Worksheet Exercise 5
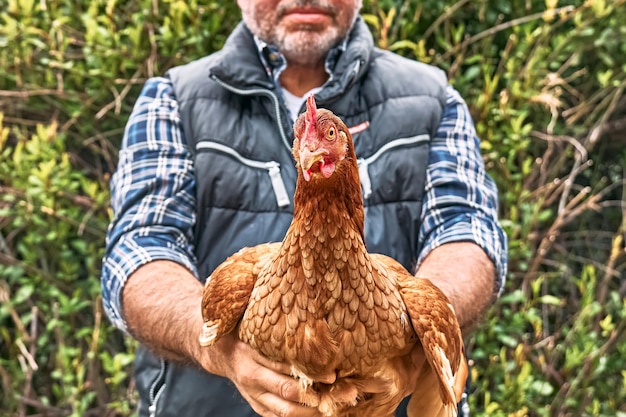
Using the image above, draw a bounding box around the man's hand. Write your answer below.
[123,260,331,417]
[201,333,331,417]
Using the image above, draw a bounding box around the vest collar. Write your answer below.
[317,16,374,103]
[209,22,275,90]
[209,17,374,99]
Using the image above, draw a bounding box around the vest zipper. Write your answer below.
[210,75,292,154]
[357,134,430,199]
[148,358,167,417]
[196,141,290,208]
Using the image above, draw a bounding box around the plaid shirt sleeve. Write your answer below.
[418,85,508,294]
[101,77,198,333]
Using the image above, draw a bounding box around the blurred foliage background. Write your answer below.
[0,0,624,416]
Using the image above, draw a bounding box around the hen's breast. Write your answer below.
[331,258,416,373]
[238,235,415,379]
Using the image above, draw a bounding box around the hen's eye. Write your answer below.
[327,127,336,141]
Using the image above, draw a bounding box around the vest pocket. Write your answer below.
[357,134,430,200]
[196,141,290,208]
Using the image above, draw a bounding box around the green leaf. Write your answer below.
[537,295,563,306]
[13,284,34,304]
[499,289,526,304]
[530,380,554,396]
[497,334,519,348]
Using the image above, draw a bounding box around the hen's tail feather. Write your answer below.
[453,352,469,403]
[396,276,466,412]
[198,320,220,346]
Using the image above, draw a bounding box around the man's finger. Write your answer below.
[257,392,322,417]
[249,348,335,385]
[246,362,313,404]
[250,348,293,375]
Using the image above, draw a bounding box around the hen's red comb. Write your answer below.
[305,94,317,128]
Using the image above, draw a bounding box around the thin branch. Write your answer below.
[0,362,11,400]
[0,280,29,340]
[95,68,142,120]
[0,253,73,294]
[438,5,576,62]
[0,89,67,98]
[530,131,588,162]
[597,170,626,307]
[0,231,12,257]
[551,319,626,413]
[552,242,622,280]
[527,346,565,386]
[522,171,616,292]
[422,0,470,41]
[17,307,38,417]
[147,23,158,78]
[15,339,38,371]
[390,0,411,46]
[39,206,105,238]
[17,396,66,416]
[0,116,49,127]
[587,85,625,147]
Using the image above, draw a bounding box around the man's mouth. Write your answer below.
[281,6,333,26]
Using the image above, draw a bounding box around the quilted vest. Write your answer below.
[134,18,449,417]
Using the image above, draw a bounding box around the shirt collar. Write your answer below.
[253,36,348,88]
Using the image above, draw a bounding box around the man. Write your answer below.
[101,0,507,416]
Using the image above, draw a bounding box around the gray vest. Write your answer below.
[134,18,449,417]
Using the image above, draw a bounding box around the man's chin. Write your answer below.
[277,30,340,63]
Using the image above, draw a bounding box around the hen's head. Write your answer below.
[293,95,350,182]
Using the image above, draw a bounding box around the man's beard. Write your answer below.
[274,26,343,66]
[242,0,360,66]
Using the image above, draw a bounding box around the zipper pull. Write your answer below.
[357,159,372,199]
[149,379,166,417]
[267,163,290,207]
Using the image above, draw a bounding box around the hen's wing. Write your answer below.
[199,242,280,346]
[370,254,467,417]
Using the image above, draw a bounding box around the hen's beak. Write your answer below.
[299,148,327,181]
[300,148,326,171]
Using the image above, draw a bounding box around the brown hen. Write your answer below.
[200,95,468,417]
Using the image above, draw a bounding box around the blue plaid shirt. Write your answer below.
[102,50,508,332]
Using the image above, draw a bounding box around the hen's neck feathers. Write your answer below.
[292,142,365,242]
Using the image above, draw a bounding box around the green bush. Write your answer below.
[1,0,624,416]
